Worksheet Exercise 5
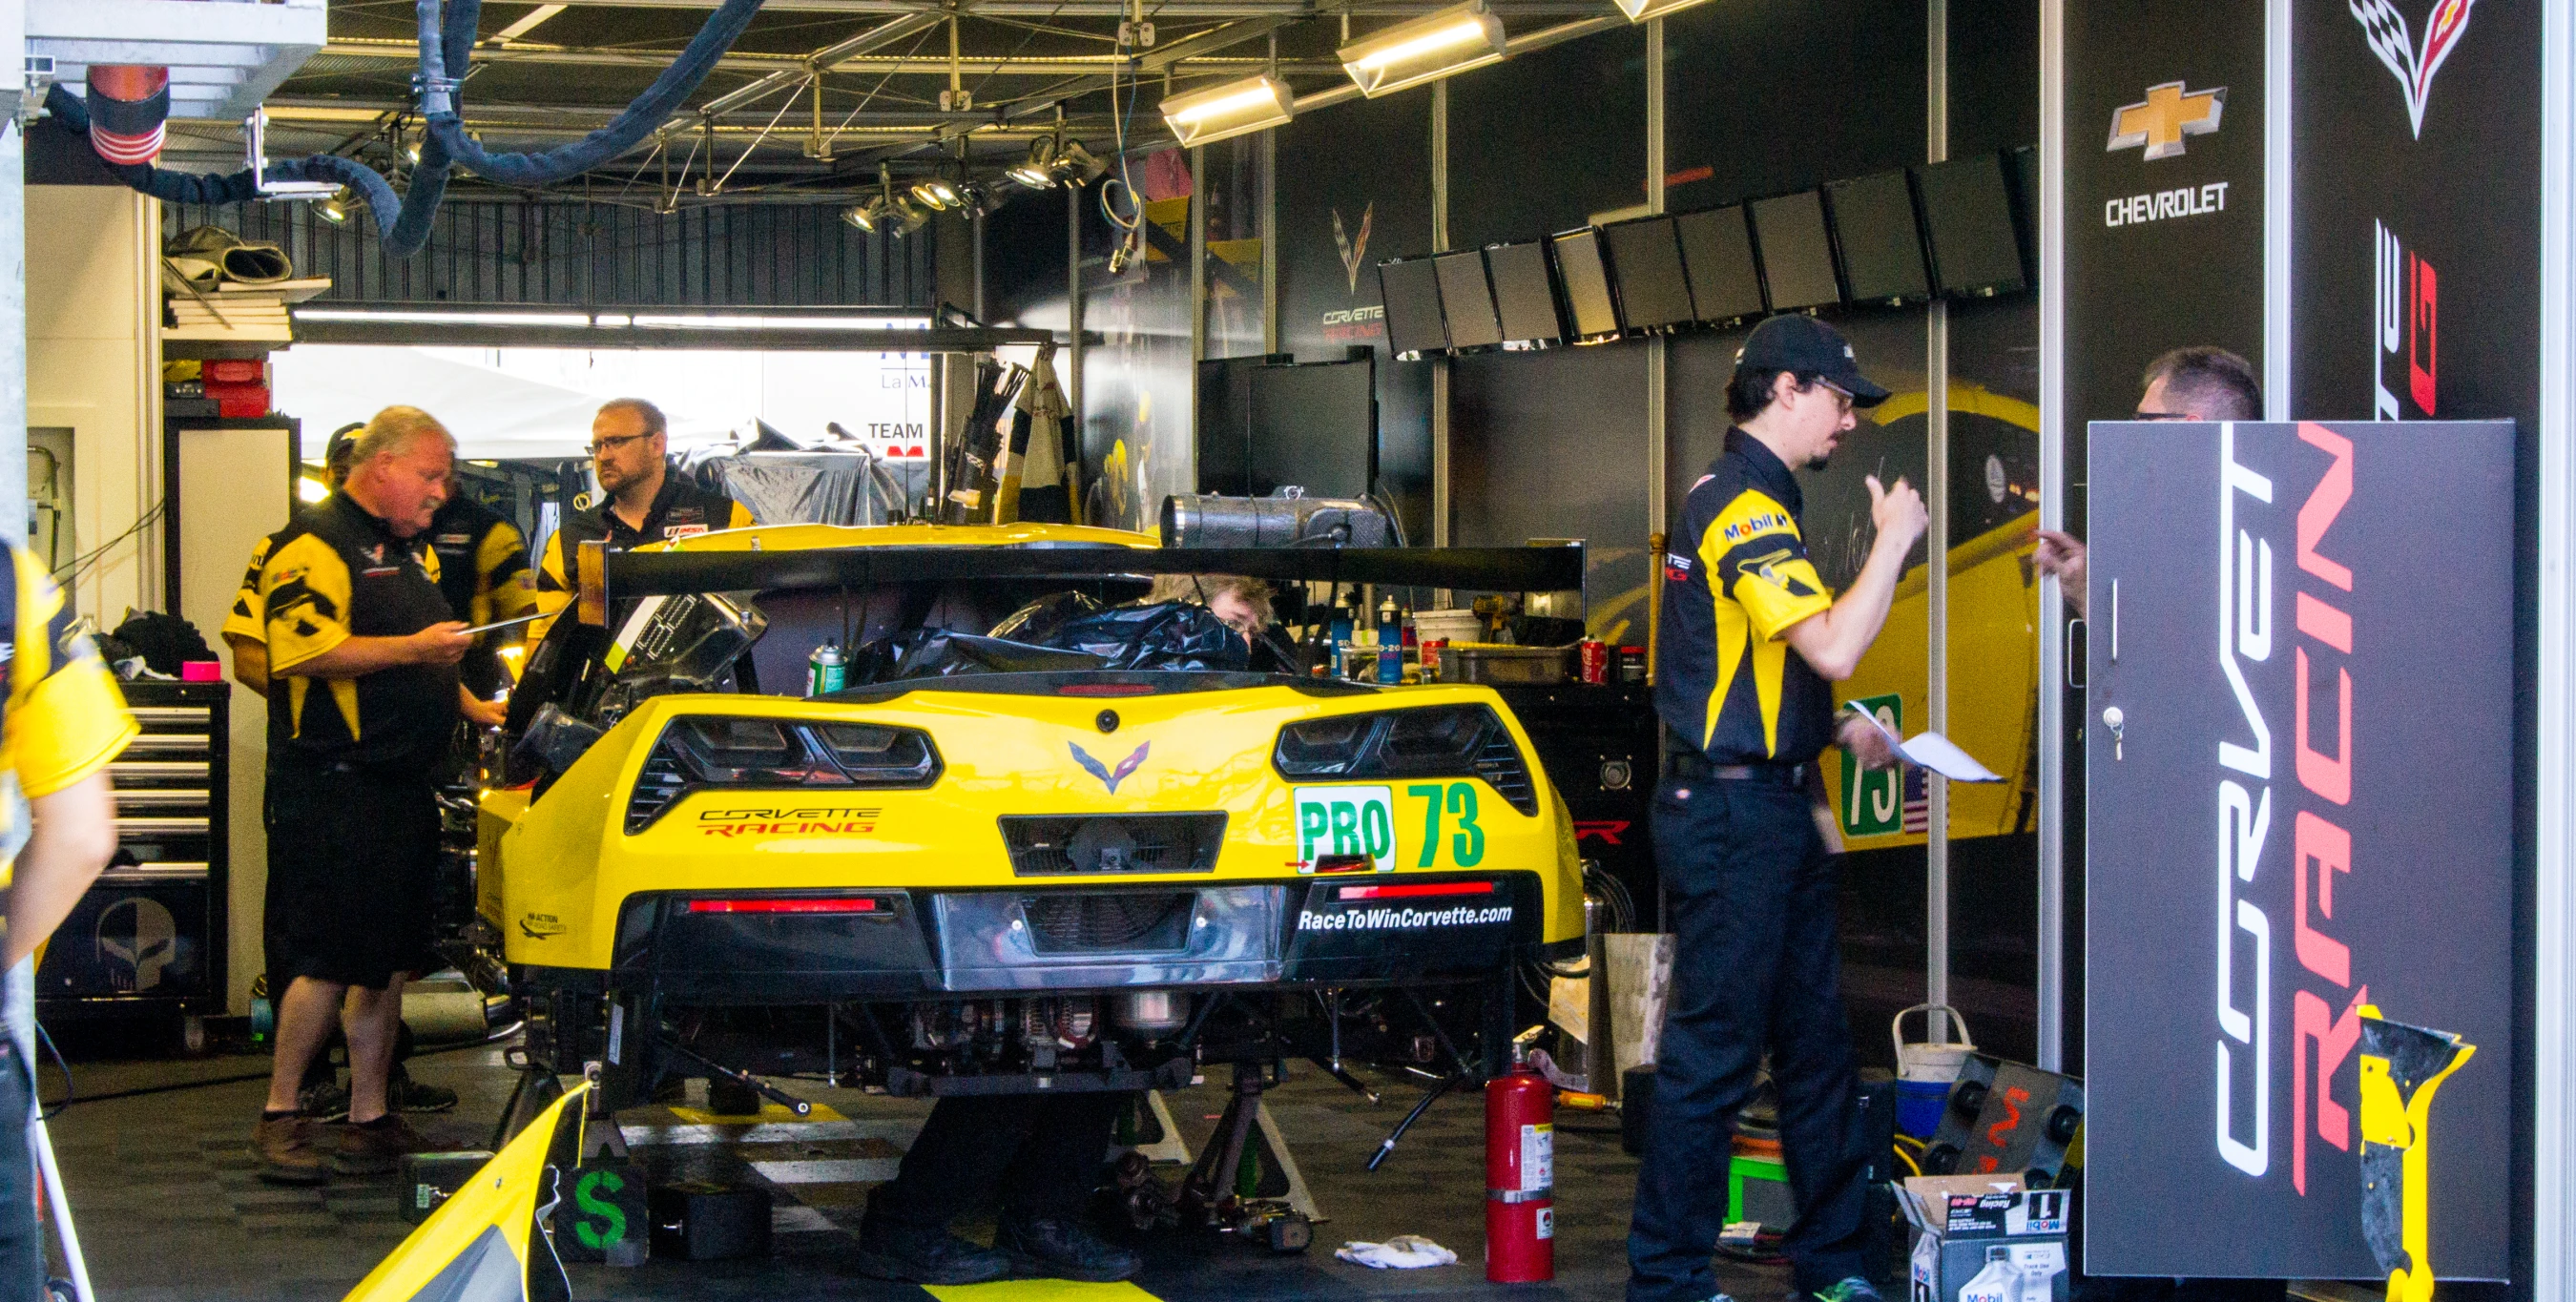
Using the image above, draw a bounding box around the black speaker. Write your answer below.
[1621,1065,1657,1156]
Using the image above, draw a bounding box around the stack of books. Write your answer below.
[164,277,329,342]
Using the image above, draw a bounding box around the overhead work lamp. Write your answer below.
[1160,75,1296,147]
[1337,0,1507,97]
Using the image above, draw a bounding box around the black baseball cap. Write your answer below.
[1733,315,1890,407]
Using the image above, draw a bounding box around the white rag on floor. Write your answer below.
[1335,1235,1460,1269]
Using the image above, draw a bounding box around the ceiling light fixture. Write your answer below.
[1053,139,1109,184]
[1610,0,1714,19]
[314,188,352,226]
[1338,0,1506,97]
[910,176,962,211]
[1008,138,1059,189]
[1160,74,1296,147]
[841,201,879,232]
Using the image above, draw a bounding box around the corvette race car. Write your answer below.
[477,522,1589,1110]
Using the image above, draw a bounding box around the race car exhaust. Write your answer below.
[1113,991,1192,1034]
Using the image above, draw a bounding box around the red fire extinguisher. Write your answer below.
[1485,1032,1555,1282]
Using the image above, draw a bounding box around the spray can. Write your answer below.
[807,639,848,696]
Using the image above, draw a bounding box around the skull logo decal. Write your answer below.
[97,898,177,993]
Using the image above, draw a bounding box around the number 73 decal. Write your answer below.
[1292,781,1486,871]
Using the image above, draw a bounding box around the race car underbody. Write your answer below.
[475,526,1590,1115]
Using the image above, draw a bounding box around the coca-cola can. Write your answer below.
[1579,639,1609,685]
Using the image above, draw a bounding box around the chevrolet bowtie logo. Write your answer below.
[2107,81,2226,160]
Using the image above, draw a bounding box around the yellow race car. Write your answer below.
[477,522,1589,1110]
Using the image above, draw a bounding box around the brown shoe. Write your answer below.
[254,1113,326,1186]
[333,1114,434,1176]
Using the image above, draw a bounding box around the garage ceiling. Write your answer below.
[151,0,1609,206]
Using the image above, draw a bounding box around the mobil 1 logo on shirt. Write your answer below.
[1294,785,1396,872]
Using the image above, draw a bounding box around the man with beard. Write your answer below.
[530,398,752,639]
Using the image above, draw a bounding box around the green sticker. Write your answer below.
[1841,692,1903,837]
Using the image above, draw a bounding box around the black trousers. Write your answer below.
[1628,775,1871,1300]
[0,1044,42,1300]
[871,1090,1131,1230]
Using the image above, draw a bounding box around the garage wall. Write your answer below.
[162,196,937,308]
[29,186,163,626]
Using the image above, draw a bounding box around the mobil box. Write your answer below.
[1894,1175,2070,1302]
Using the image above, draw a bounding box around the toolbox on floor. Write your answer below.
[1895,1174,2071,1302]
[398,1150,495,1224]
[648,1181,772,1261]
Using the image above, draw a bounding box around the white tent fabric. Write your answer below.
[269,343,932,463]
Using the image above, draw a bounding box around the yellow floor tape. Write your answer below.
[666,1101,849,1124]
[926,1281,1162,1302]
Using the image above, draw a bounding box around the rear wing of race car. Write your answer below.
[594,544,1589,607]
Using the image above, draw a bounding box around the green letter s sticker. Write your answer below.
[573,1168,627,1249]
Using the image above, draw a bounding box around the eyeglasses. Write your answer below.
[588,431,654,456]
[1814,381,1855,415]
[2130,409,2197,421]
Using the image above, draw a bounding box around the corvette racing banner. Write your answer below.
[2083,420,2511,1280]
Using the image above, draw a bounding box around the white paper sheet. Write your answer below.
[1842,701,2006,783]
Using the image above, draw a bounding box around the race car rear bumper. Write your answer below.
[585,872,1564,1005]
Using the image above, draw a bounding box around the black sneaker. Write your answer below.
[390,1066,458,1114]
[852,1217,1013,1285]
[997,1214,1141,1283]
[298,1079,350,1124]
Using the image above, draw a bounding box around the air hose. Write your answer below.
[47,0,766,257]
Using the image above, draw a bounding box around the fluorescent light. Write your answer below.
[1338,1,1506,96]
[294,308,596,326]
[1160,75,1295,147]
[1611,0,1715,18]
[623,315,933,331]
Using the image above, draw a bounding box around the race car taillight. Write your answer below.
[626,715,942,833]
[685,897,886,914]
[1272,704,1539,816]
[1336,880,1496,900]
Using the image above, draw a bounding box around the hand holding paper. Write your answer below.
[1840,701,2005,783]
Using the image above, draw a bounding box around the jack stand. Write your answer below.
[1135,1090,1194,1165]
[1178,1062,1321,1251]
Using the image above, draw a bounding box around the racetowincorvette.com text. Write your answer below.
[1297,905,1513,931]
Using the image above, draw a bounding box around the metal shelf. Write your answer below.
[30,0,327,124]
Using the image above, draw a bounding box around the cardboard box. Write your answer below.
[1894,1175,2071,1302]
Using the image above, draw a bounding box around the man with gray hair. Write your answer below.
[238,404,472,1183]
[2034,345,2262,615]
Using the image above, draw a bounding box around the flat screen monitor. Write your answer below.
[1600,215,1695,332]
[1917,154,2026,298]
[1375,256,1448,359]
[1247,358,1378,500]
[1750,191,1840,311]
[1549,228,1622,341]
[1433,250,1504,351]
[1825,170,1929,305]
[1195,354,1291,496]
[1484,240,1563,348]
[1673,205,1765,324]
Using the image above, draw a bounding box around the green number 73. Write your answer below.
[1406,782,1485,867]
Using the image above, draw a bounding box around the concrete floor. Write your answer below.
[44,1035,1797,1302]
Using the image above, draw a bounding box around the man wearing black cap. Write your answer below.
[1631,316,1925,1302]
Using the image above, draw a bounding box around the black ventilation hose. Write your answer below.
[416,0,768,190]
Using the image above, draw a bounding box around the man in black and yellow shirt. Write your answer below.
[530,397,751,640]
[241,406,471,1185]
[1631,316,1925,1302]
[426,478,535,708]
[0,547,135,1295]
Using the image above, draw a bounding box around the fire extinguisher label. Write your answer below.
[1519,1123,1553,1191]
[1535,1206,1554,1240]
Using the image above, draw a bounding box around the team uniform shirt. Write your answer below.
[530,473,751,639]
[426,494,535,696]
[246,493,462,773]
[1652,429,1839,765]
[0,545,137,1084]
